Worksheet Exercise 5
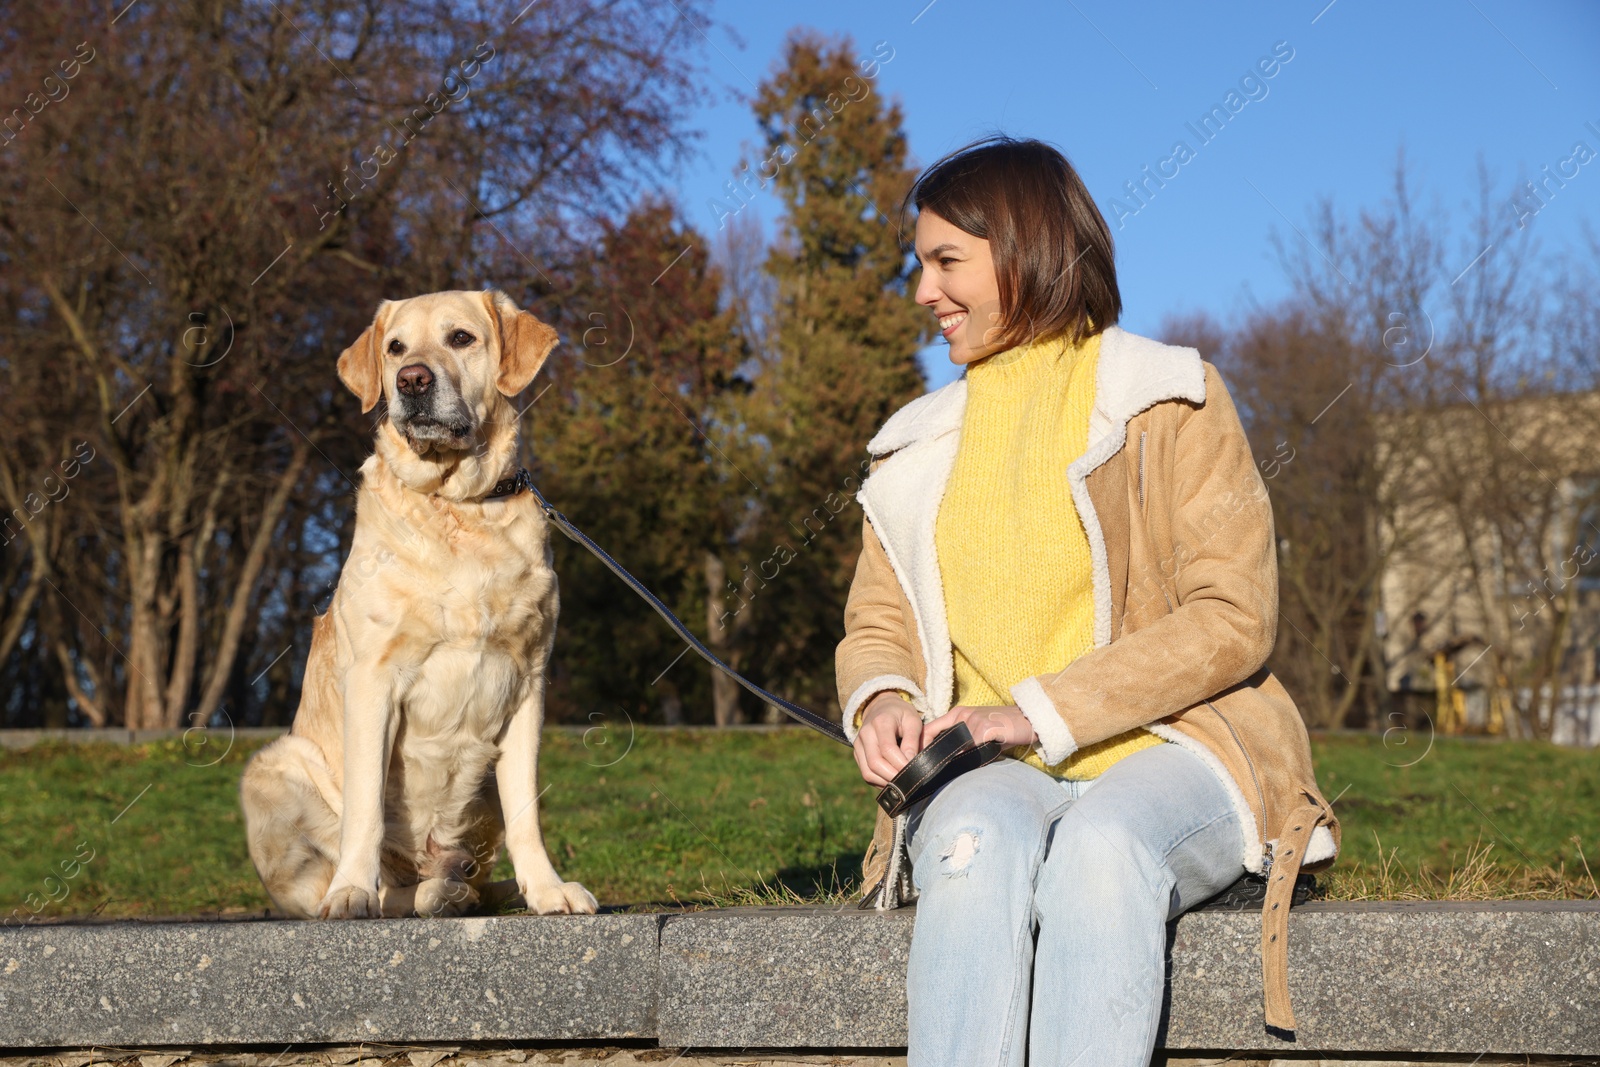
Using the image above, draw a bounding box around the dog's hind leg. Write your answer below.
[396,837,485,918]
[478,879,525,910]
[239,735,343,919]
[411,877,482,917]
[373,876,484,918]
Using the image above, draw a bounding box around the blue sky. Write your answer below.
[664,0,1600,389]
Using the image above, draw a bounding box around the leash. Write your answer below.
[501,468,1004,816]
[509,470,848,744]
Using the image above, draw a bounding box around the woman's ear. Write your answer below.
[337,302,390,413]
[486,289,559,397]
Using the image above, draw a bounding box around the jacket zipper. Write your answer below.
[1160,589,1269,841]
[1138,431,1147,510]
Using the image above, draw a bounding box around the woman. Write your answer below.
[835,136,1340,1065]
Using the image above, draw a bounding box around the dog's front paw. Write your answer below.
[318,884,379,919]
[522,879,599,915]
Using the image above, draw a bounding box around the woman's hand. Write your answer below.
[853,691,925,787]
[922,704,1037,749]
[853,697,1039,788]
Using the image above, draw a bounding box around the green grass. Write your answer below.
[1311,732,1600,900]
[0,729,1594,921]
[0,728,879,920]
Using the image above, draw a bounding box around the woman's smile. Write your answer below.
[914,210,1004,364]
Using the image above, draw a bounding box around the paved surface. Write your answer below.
[3,903,1598,1056]
[0,1048,904,1067]
[657,902,1600,1055]
[0,1047,1591,1066]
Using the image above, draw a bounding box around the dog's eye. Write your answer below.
[449,330,475,348]
[387,339,405,355]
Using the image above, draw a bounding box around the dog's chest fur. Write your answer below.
[338,478,559,852]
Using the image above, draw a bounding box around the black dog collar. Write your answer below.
[484,467,534,500]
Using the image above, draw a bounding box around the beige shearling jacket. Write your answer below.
[834,326,1339,1032]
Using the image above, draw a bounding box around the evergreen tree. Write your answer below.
[732,31,929,717]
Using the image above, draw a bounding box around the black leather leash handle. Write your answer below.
[874,721,1007,817]
[521,473,1005,813]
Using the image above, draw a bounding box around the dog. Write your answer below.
[240,288,597,919]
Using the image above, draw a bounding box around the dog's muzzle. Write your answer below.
[392,365,472,450]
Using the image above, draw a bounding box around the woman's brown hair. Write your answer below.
[906,136,1120,348]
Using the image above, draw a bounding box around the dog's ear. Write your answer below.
[486,289,559,397]
[337,302,390,413]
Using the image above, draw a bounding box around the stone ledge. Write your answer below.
[0,914,658,1046]
[658,902,1600,1055]
[2,903,1596,1056]
[0,1048,1583,1067]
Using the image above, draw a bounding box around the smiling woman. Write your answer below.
[838,135,1339,1064]
[908,137,1120,364]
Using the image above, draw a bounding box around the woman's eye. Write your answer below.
[939,257,956,267]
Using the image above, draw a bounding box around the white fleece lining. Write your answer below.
[1010,676,1078,765]
[867,377,966,455]
[865,327,1207,461]
[857,432,963,718]
[1066,423,1126,649]
[1302,825,1337,865]
[842,673,928,744]
[1146,722,1265,874]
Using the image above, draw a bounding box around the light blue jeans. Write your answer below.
[903,741,1244,1067]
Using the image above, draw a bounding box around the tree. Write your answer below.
[1391,175,1600,739]
[1165,164,1456,730]
[729,31,928,719]
[525,200,749,725]
[1166,158,1600,736]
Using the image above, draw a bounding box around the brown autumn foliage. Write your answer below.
[0,0,710,728]
[526,199,751,726]
[0,15,936,733]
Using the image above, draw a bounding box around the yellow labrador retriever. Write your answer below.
[240,289,597,919]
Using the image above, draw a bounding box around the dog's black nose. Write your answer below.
[397,364,434,396]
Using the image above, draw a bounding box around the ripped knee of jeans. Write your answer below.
[937,828,982,876]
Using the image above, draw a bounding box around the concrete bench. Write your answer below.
[1,902,1595,1057]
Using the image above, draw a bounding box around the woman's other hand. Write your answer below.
[922,704,1037,749]
[853,691,925,787]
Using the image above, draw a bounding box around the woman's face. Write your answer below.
[913,210,1006,365]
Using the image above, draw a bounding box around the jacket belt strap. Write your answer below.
[1261,801,1325,1033]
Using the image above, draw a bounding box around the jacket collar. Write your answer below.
[866,326,1207,458]
[855,326,1207,718]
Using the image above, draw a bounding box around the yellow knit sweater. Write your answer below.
[934,330,1163,780]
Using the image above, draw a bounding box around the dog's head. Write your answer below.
[337,289,558,458]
